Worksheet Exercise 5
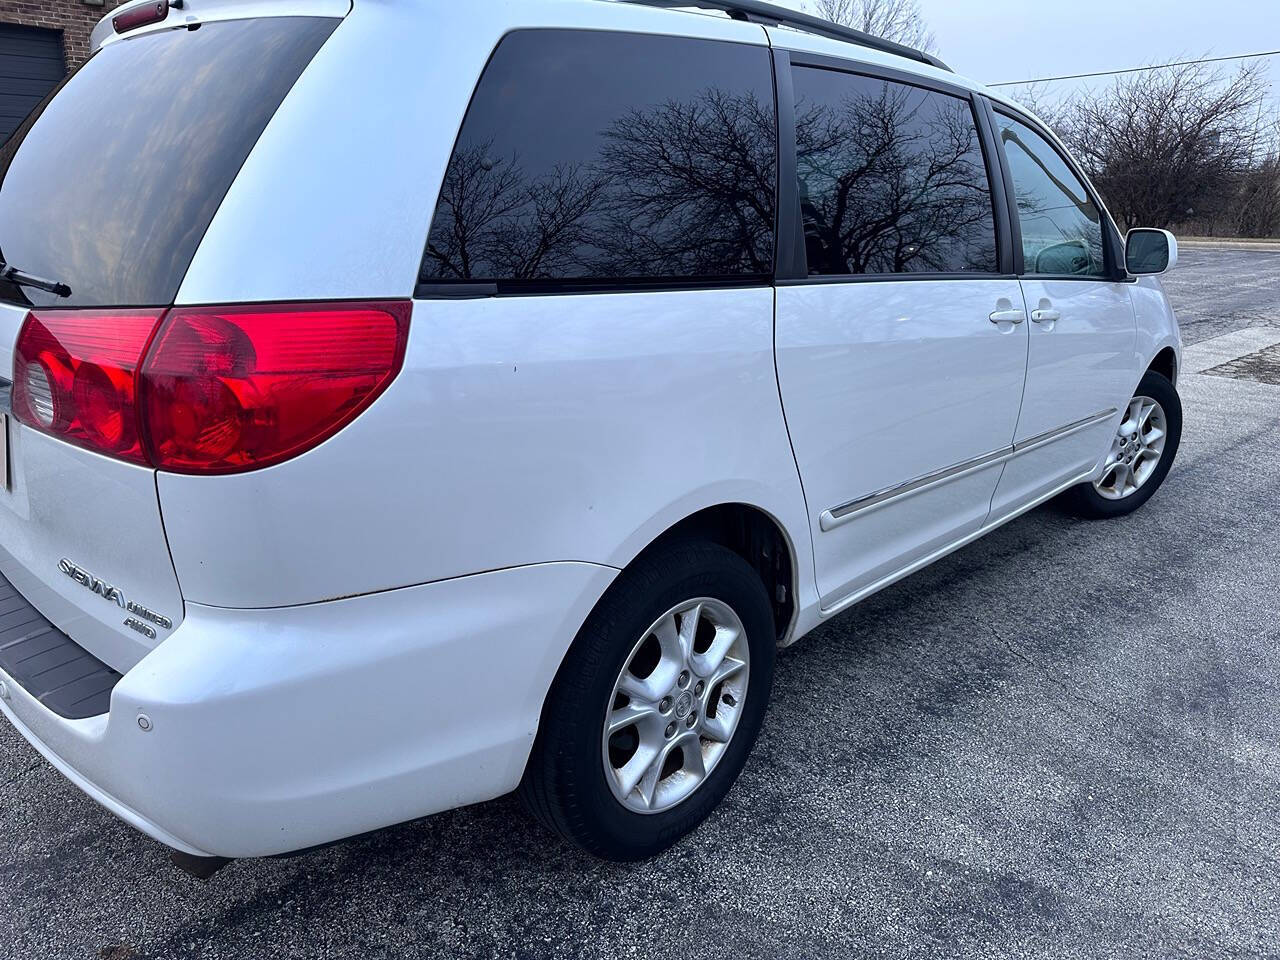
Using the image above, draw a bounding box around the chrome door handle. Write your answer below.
[989,309,1026,325]
[1031,309,1061,323]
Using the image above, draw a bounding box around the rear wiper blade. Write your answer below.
[0,261,71,298]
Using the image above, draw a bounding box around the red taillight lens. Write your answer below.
[140,302,409,473]
[11,302,410,475]
[13,310,165,465]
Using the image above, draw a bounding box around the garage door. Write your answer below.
[0,23,66,145]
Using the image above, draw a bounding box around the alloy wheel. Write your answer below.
[1093,395,1168,500]
[602,597,750,814]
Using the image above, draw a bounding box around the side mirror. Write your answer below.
[1125,228,1178,276]
[1035,238,1094,276]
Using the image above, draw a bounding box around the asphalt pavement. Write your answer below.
[4,247,1280,960]
[1163,245,1280,344]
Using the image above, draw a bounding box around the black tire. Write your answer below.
[1062,369,1182,519]
[519,540,776,861]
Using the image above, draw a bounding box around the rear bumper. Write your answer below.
[0,561,616,858]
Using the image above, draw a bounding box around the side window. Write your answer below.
[791,66,999,277]
[420,30,777,287]
[995,113,1106,277]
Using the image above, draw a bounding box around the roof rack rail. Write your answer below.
[615,0,951,72]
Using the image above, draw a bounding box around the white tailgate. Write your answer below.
[0,303,183,672]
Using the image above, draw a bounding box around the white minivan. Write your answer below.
[0,0,1182,873]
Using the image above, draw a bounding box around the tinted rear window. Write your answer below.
[419,30,777,290]
[0,17,338,308]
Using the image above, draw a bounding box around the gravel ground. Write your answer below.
[4,249,1280,960]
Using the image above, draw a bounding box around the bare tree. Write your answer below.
[806,0,935,53]
[1234,117,1280,237]
[1002,83,1071,133]
[1043,61,1270,230]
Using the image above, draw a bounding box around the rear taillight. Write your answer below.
[12,302,410,474]
[13,310,164,465]
[140,303,410,473]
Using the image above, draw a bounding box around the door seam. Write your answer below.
[769,286,820,599]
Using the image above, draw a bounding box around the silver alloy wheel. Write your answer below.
[1093,395,1168,500]
[602,597,750,815]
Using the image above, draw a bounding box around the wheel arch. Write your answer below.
[521,500,802,793]
[632,502,799,646]
[1147,346,1178,385]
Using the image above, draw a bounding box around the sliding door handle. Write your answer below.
[989,309,1026,325]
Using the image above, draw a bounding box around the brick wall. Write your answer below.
[0,0,126,69]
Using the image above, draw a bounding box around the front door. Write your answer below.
[775,63,1029,608]
[987,111,1137,516]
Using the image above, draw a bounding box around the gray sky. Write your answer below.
[776,0,1278,111]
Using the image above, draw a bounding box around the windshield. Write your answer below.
[0,16,338,308]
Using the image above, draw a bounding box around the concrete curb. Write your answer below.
[1182,327,1280,374]
[1177,239,1280,252]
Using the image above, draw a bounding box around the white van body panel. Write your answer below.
[0,299,183,671]
[158,288,816,614]
[1131,276,1184,383]
[776,279,1029,608]
[0,560,617,858]
[990,280,1138,517]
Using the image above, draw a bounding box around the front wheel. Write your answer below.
[1063,369,1182,519]
[519,540,776,861]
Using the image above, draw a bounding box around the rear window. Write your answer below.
[0,17,338,309]
[419,30,777,290]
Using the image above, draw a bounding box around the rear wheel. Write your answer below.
[520,540,775,861]
[1063,370,1182,518]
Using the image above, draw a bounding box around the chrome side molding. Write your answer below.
[818,465,1100,616]
[819,408,1117,532]
[820,447,1008,530]
[1009,408,1118,457]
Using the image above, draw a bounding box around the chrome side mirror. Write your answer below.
[1126,228,1178,276]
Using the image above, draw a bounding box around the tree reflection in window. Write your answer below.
[420,31,776,285]
[792,67,999,276]
[424,146,608,282]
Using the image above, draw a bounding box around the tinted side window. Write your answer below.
[996,114,1106,278]
[0,17,339,308]
[420,31,776,287]
[792,67,998,277]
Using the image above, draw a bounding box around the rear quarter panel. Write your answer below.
[157,289,814,610]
